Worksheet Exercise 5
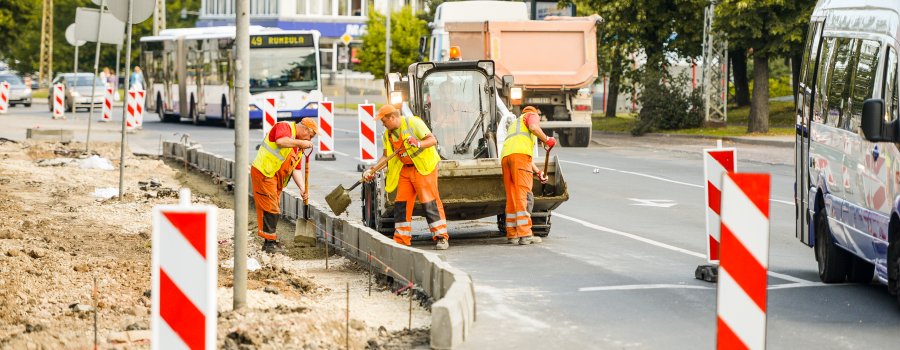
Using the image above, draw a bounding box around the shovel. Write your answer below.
[326,147,404,215]
[541,143,555,196]
[295,149,316,246]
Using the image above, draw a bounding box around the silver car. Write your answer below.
[0,73,32,107]
[47,73,106,112]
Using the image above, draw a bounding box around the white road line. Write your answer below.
[554,212,816,284]
[559,159,795,206]
[334,127,357,134]
[578,284,713,292]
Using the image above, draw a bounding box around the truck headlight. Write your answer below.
[510,87,523,100]
[390,91,404,105]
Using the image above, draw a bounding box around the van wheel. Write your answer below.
[815,209,850,283]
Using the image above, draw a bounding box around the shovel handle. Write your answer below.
[347,180,363,192]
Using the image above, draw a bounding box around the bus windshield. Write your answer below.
[249,47,318,92]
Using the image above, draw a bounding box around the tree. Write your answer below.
[730,47,750,107]
[358,6,428,78]
[715,0,815,133]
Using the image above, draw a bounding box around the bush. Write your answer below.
[631,69,703,135]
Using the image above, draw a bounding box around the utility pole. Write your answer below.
[233,0,250,310]
[39,0,53,87]
[152,0,166,36]
[701,2,728,124]
[385,1,391,76]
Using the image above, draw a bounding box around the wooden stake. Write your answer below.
[346,282,350,350]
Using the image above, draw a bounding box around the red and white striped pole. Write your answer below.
[716,173,770,350]
[152,188,217,350]
[126,90,137,132]
[261,97,277,140]
[53,83,65,119]
[100,87,113,122]
[0,81,9,114]
[357,101,376,171]
[136,89,146,129]
[316,100,336,161]
[704,141,736,263]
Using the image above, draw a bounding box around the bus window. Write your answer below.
[885,47,898,122]
[848,40,881,131]
[814,37,835,124]
[826,38,855,128]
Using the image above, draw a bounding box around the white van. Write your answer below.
[795,0,900,302]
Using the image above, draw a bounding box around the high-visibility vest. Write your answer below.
[382,115,441,193]
[252,121,297,178]
[501,114,537,158]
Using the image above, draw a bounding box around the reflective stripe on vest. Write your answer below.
[501,114,536,158]
[383,115,441,193]
[251,122,297,177]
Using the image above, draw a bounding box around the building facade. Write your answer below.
[198,0,418,75]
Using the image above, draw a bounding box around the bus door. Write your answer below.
[796,19,825,246]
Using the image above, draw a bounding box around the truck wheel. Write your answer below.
[572,128,591,147]
[815,209,850,283]
[531,210,552,237]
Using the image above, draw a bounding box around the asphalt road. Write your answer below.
[4,104,900,349]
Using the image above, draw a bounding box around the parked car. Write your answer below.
[0,72,32,107]
[47,73,105,112]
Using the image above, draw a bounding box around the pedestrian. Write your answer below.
[251,118,318,253]
[129,66,144,90]
[501,106,555,245]
[363,104,449,250]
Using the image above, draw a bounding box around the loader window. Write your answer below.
[422,70,492,160]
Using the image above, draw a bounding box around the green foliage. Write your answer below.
[358,6,428,78]
[631,69,703,135]
[715,0,815,58]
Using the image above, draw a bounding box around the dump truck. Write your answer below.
[434,17,599,147]
[361,59,569,237]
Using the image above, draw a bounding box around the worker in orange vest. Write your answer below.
[501,106,555,245]
[251,118,318,254]
[364,105,449,250]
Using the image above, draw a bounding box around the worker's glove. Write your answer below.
[363,168,376,182]
[406,136,421,148]
[544,137,557,150]
[537,171,549,184]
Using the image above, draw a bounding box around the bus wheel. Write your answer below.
[156,95,166,122]
[815,209,850,283]
[190,98,198,125]
[222,99,233,129]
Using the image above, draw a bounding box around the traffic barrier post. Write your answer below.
[357,101,377,172]
[0,81,9,114]
[316,100,336,161]
[100,87,113,122]
[715,172,770,350]
[53,83,66,119]
[261,97,277,140]
[151,188,217,350]
[696,140,736,282]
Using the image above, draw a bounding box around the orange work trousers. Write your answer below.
[250,151,301,241]
[502,153,535,239]
[393,164,448,246]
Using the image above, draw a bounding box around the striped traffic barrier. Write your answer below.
[126,90,137,132]
[357,102,376,171]
[0,81,9,114]
[261,97,277,140]
[316,100,336,161]
[704,143,736,263]
[716,172,770,350]
[53,83,65,119]
[152,189,217,350]
[136,89,146,129]
[100,87,113,122]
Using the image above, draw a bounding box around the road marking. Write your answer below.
[628,198,677,208]
[579,284,712,292]
[554,212,816,283]
[334,127,357,134]
[560,159,795,206]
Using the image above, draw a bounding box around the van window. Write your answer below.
[814,37,835,124]
[801,22,824,90]
[826,38,855,128]
[885,47,898,121]
[846,40,881,131]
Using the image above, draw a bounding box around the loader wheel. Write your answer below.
[531,211,552,237]
[362,176,394,236]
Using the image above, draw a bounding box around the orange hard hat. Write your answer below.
[300,118,317,135]
[522,106,539,114]
[376,104,398,120]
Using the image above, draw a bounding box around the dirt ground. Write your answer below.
[0,140,429,350]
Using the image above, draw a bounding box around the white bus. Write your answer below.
[140,26,323,127]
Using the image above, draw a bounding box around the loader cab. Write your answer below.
[389,60,500,160]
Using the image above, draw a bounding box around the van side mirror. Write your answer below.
[861,98,895,142]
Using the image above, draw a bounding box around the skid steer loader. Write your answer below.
[361,59,569,237]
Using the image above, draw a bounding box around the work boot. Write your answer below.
[262,240,285,254]
[519,235,542,245]
[507,238,518,244]
[435,238,449,250]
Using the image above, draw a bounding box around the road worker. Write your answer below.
[251,118,317,254]
[364,104,449,250]
[501,106,556,245]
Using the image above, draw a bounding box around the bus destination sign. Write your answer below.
[250,34,314,48]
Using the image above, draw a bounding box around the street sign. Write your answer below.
[65,24,87,47]
[108,0,156,24]
[340,33,352,46]
[74,8,125,44]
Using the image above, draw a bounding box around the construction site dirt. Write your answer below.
[0,140,429,349]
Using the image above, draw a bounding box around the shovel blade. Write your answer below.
[326,184,352,215]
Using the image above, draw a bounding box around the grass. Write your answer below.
[592,100,795,137]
